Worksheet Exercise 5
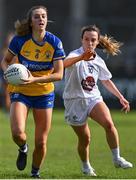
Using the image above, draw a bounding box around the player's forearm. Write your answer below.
[1,51,15,71]
[1,58,9,71]
[101,79,123,100]
[63,55,82,68]
[33,72,63,83]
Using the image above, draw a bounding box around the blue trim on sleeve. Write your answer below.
[45,32,66,60]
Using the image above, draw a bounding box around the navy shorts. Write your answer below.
[10,92,55,109]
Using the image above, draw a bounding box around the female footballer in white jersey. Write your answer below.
[63,25,132,176]
[1,5,65,178]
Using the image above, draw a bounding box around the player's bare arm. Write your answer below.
[1,51,15,71]
[64,50,95,68]
[22,60,63,84]
[101,79,130,113]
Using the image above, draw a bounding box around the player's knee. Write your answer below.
[104,120,115,132]
[35,139,47,151]
[12,131,26,142]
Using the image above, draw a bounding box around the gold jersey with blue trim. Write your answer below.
[8,31,65,96]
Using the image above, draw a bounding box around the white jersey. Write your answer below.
[63,47,112,100]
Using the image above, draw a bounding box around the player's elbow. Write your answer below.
[57,73,63,80]
[54,72,63,81]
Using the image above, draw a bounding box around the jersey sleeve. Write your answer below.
[8,36,20,55]
[65,49,81,68]
[53,37,65,61]
[66,51,79,59]
[98,60,112,80]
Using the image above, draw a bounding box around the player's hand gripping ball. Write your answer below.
[4,63,29,85]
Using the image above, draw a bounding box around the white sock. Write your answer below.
[111,147,120,161]
[82,161,91,169]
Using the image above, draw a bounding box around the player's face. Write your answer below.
[82,31,99,51]
[31,8,47,32]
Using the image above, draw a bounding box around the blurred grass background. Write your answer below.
[0,109,135,179]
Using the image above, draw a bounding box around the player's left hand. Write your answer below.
[20,70,36,84]
[120,96,130,113]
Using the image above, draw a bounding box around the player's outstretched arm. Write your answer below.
[64,49,95,68]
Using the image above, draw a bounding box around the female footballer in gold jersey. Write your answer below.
[1,5,65,178]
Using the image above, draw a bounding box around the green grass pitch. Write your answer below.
[0,109,136,179]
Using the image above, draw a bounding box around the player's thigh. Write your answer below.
[10,101,29,134]
[89,101,113,127]
[33,108,53,140]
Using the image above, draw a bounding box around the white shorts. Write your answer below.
[64,96,103,126]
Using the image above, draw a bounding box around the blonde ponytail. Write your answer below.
[99,34,123,56]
